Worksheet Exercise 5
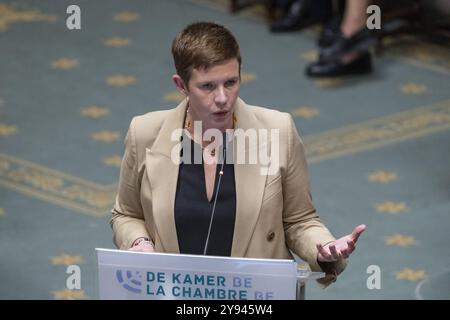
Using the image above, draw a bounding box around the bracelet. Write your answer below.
[142,240,154,247]
[132,237,153,247]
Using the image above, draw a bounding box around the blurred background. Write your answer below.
[0,0,449,299]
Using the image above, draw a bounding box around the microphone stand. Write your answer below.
[203,133,227,255]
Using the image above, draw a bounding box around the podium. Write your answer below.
[96,248,324,300]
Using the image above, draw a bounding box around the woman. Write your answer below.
[111,21,365,287]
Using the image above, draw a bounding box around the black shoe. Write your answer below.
[305,51,372,78]
[320,27,377,62]
[318,17,342,48]
[270,0,318,32]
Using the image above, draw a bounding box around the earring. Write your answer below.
[185,119,191,129]
[185,107,191,129]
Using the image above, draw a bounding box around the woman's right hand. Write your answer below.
[128,238,155,253]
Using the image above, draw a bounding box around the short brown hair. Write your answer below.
[171,22,241,84]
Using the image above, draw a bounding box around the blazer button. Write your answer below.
[267,231,275,242]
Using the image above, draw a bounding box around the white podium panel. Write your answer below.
[96,248,299,300]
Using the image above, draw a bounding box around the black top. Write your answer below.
[174,134,236,256]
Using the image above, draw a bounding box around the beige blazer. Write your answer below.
[111,97,346,286]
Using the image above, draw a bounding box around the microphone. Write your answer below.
[203,131,227,255]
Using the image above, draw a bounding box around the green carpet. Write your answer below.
[0,0,449,300]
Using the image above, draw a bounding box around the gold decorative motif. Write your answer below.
[385,35,450,71]
[376,202,408,214]
[300,50,319,62]
[51,254,84,266]
[81,106,110,119]
[241,72,256,84]
[104,37,131,47]
[113,11,140,23]
[368,171,398,183]
[52,289,87,300]
[401,83,428,95]
[313,78,344,88]
[9,167,64,192]
[103,155,122,167]
[304,99,450,163]
[163,91,185,103]
[0,208,5,217]
[385,234,416,247]
[61,185,115,208]
[291,106,320,119]
[0,124,17,136]
[107,75,136,87]
[91,131,121,142]
[51,58,79,70]
[395,268,426,281]
[0,3,57,32]
[0,153,116,217]
[415,45,445,62]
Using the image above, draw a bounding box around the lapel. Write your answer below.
[231,98,269,256]
[145,97,269,256]
[145,99,187,253]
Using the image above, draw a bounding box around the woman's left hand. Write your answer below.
[317,224,366,262]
